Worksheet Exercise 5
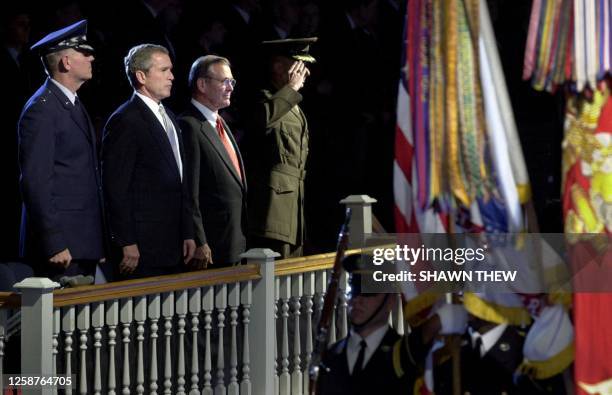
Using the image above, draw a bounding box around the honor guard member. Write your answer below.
[316,254,468,395]
[435,307,571,394]
[246,37,315,258]
[18,20,106,280]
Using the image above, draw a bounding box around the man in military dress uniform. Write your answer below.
[246,37,315,258]
[316,254,468,395]
[18,20,106,280]
[434,316,568,394]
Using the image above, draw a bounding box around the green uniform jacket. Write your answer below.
[247,85,309,245]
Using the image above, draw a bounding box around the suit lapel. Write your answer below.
[200,121,244,187]
[362,329,398,373]
[132,95,180,180]
[46,79,93,143]
[188,105,244,188]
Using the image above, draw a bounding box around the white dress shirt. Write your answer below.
[51,78,77,104]
[346,324,389,374]
[469,323,508,357]
[191,99,238,157]
[135,91,183,178]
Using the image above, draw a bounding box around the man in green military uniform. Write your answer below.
[246,37,316,258]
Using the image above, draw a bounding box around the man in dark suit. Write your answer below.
[102,43,195,279]
[316,254,468,395]
[18,20,105,280]
[178,55,247,267]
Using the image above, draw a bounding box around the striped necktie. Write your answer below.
[158,104,182,179]
[216,116,242,180]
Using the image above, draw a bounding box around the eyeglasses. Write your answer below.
[204,76,237,88]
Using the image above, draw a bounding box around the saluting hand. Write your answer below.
[49,248,72,269]
[120,244,140,274]
[287,60,310,92]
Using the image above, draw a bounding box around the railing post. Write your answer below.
[340,195,377,247]
[241,248,279,395]
[14,277,59,395]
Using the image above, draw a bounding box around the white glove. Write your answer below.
[436,304,468,335]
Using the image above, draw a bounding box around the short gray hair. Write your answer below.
[188,55,230,92]
[124,43,169,89]
[43,49,69,76]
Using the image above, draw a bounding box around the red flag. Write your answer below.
[563,90,612,394]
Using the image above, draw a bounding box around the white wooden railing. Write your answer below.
[0,195,402,395]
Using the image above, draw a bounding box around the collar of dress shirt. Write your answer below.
[51,78,77,105]
[191,98,218,129]
[469,323,508,357]
[135,91,170,131]
[347,324,389,373]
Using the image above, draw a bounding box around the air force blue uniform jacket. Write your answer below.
[18,78,104,266]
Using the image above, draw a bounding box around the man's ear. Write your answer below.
[58,52,70,72]
[135,69,147,85]
[196,77,206,93]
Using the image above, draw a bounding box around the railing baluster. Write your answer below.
[162,292,175,395]
[202,286,214,395]
[188,288,201,395]
[92,302,104,395]
[106,299,119,395]
[329,307,337,346]
[291,274,303,395]
[52,308,60,395]
[302,272,315,394]
[134,296,147,394]
[176,289,188,395]
[228,283,240,395]
[314,270,335,346]
[240,281,252,395]
[120,298,133,395]
[62,305,76,394]
[274,277,280,395]
[148,293,161,395]
[279,276,290,395]
[77,304,90,395]
[215,284,227,395]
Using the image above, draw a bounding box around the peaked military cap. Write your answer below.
[343,254,376,297]
[30,19,94,55]
[261,37,317,63]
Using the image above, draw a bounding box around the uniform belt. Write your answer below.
[271,163,306,180]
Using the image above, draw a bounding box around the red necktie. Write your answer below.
[216,117,242,180]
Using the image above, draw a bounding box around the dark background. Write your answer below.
[0,0,563,262]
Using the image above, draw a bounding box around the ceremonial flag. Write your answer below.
[563,89,612,394]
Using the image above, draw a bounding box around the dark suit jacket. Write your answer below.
[102,94,193,276]
[317,327,425,395]
[434,325,566,395]
[179,103,247,265]
[18,78,104,271]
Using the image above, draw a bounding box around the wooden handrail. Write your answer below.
[53,264,261,307]
[274,248,365,277]
[0,292,21,308]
